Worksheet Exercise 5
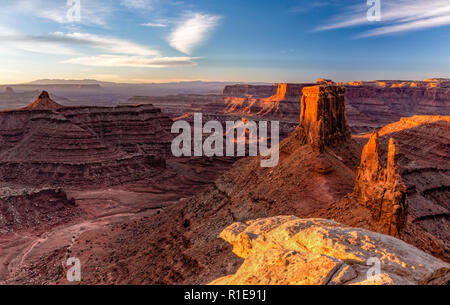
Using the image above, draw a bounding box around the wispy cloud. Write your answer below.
[168,13,221,55]
[290,1,331,13]
[0,30,160,56]
[141,22,167,28]
[0,29,196,68]
[62,55,197,68]
[121,0,155,10]
[0,27,77,55]
[316,0,450,37]
[54,32,160,56]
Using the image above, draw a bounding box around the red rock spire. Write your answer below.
[353,130,407,236]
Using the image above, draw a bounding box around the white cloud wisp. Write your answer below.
[168,13,221,55]
[316,0,450,38]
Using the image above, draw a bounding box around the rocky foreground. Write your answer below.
[211,216,450,285]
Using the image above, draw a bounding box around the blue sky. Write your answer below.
[0,0,449,83]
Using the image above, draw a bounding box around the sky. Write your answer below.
[0,0,449,84]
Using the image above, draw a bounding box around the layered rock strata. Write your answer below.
[58,105,172,158]
[0,92,171,188]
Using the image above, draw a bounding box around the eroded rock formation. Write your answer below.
[353,131,407,236]
[299,85,351,152]
[22,91,64,111]
[0,92,171,188]
[210,216,450,285]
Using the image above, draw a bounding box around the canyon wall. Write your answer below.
[59,104,173,158]
[0,92,171,188]
[222,81,450,133]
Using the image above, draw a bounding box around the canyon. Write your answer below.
[0,80,448,285]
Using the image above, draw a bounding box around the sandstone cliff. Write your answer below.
[298,85,350,152]
[210,216,450,285]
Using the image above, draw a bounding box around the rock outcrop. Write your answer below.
[22,91,64,111]
[299,85,351,152]
[353,131,407,236]
[0,187,81,234]
[316,79,335,85]
[211,216,450,285]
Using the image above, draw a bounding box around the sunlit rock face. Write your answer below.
[267,83,313,102]
[353,131,407,237]
[299,85,351,152]
[210,216,450,285]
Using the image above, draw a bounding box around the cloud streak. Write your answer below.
[316,0,450,37]
[62,55,197,68]
[0,31,160,56]
[141,22,167,28]
[54,32,160,56]
[168,13,221,55]
[0,30,197,68]
[121,0,155,10]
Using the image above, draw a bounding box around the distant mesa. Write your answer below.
[316,78,335,85]
[22,90,64,111]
